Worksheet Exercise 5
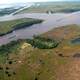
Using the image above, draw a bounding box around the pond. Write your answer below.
[71,37,80,44]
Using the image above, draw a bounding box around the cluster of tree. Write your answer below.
[26,36,59,49]
[0,31,12,36]
[13,20,43,30]
[0,40,21,55]
[46,10,54,14]
[0,35,59,56]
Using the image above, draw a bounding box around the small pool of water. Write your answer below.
[71,37,80,44]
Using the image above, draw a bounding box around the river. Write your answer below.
[0,12,80,45]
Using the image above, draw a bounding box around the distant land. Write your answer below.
[0,2,80,16]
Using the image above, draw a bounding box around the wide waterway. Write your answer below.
[0,12,80,45]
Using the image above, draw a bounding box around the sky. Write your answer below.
[0,0,79,4]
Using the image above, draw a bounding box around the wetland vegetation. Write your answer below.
[0,18,43,36]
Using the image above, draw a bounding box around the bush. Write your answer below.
[26,36,59,49]
[0,40,21,55]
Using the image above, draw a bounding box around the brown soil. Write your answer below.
[56,58,80,80]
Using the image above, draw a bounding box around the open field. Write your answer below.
[0,24,80,80]
[15,2,80,14]
[0,18,43,36]
[42,24,80,56]
[0,38,67,80]
[42,24,80,40]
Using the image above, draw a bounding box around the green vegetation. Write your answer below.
[15,2,80,14]
[0,40,22,63]
[26,36,59,49]
[0,18,43,36]
[0,35,59,64]
[0,36,59,56]
[13,19,43,30]
[0,40,22,55]
[0,39,65,80]
[0,7,20,16]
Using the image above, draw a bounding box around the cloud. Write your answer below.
[0,0,50,4]
[0,0,79,4]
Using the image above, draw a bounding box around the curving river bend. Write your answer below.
[0,12,80,45]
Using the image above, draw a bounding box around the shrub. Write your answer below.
[26,36,59,49]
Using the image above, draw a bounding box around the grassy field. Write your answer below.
[15,2,80,14]
[0,18,43,36]
[42,24,80,56]
[0,39,67,80]
[42,24,80,40]
[0,24,80,80]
